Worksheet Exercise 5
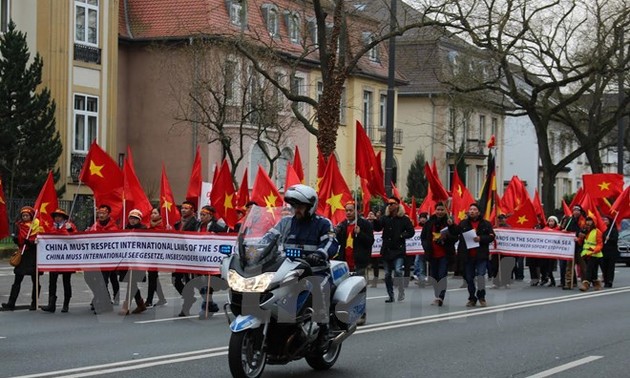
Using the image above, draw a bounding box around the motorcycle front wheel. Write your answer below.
[228,328,267,378]
[305,341,342,370]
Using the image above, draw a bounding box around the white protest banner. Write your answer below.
[37,231,236,274]
[493,228,575,260]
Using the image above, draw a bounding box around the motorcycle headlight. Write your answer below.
[228,269,275,293]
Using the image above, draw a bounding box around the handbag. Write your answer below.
[9,250,22,267]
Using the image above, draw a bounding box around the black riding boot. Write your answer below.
[1,283,21,310]
[61,297,71,313]
[41,295,57,313]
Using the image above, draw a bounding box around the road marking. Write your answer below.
[134,315,201,323]
[526,356,603,378]
[12,286,630,377]
[10,347,229,378]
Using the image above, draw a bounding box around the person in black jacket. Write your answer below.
[420,202,456,306]
[335,201,375,277]
[449,203,495,307]
[369,196,415,303]
[172,200,200,315]
[600,215,619,288]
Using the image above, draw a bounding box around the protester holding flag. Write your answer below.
[40,209,77,313]
[577,217,604,292]
[1,207,43,311]
[449,203,495,307]
[146,207,167,308]
[85,204,118,314]
[600,215,619,288]
[119,209,148,315]
[197,205,227,319]
[539,216,560,287]
[560,205,585,290]
[335,201,375,277]
[420,203,456,307]
[173,200,200,317]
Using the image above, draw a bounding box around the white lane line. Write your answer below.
[134,315,198,323]
[9,346,229,378]
[0,336,6,339]
[526,356,603,378]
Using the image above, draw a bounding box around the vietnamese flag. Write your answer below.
[160,164,181,227]
[355,121,378,181]
[317,155,353,225]
[610,186,630,225]
[583,173,623,199]
[501,176,528,215]
[360,178,372,218]
[391,181,411,215]
[409,196,418,227]
[79,141,123,195]
[369,151,386,199]
[236,168,249,209]
[123,153,152,225]
[450,169,474,224]
[532,189,545,225]
[569,187,585,210]
[210,160,238,229]
[316,148,326,192]
[34,171,58,232]
[284,162,301,192]
[251,165,282,209]
[580,193,606,232]
[418,186,436,217]
[293,146,305,184]
[424,162,449,202]
[186,146,202,206]
[562,199,571,218]
[0,174,9,239]
[506,196,537,229]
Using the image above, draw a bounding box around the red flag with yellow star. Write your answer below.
[501,176,528,216]
[317,155,353,225]
[360,178,372,218]
[284,162,301,192]
[424,162,449,202]
[123,153,153,225]
[610,186,630,225]
[235,168,249,209]
[186,146,202,206]
[583,173,623,199]
[210,160,238,229]
[579,193,606,232]
[251,165,282,209]
[0,174,8,239]
[316,148,326,191]
[506,196,537,229]
[450,169,475,224]
[532,189,545,225]
[34,171,58,232]
[409,196,418,227]
[160,164,181,227]
[79,141,123,195]
[293,146,305,184]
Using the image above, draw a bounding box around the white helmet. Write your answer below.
[284,184,318,216]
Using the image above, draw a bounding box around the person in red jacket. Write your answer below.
[40,209,77,313]
[85,204,119,314]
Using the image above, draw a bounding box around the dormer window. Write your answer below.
[261,4,278,37]
[285,12,301,44]
[363,32,379,62]
[227,0,246,27]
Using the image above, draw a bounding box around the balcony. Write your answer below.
[366,127,402,146]
[74,44,101,64]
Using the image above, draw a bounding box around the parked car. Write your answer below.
[617,219,630,266]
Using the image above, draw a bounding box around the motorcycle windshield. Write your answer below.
[237,205,289,268]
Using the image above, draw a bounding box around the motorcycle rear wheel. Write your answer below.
[305,341,342,370]
[228,329,267,378]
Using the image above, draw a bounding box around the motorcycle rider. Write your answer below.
[266,184,339,346]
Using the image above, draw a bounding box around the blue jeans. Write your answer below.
[464,258,488,302]
[384,257,405,299]
[414,254,426,279]
[428,256,448,300]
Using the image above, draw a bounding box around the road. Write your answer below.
[1,263,629,378]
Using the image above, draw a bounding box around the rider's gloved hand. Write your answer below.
[305,251,327,266]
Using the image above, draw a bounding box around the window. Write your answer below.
[228,0,246,27]
[308,19,318,45]
[379,94,387,128]
[363,90,373,138]
[491,117,498,138]
[273,71,284,107]
[286,13,301,43]
[0,0,9,33]
[73,94,98,153]
[262,5,278,37]
[224,60,238,103]
[290,74,305,112]
[479,115,486,141]
[317,81,323,103]
[363,32,379,62]
[475,165,484,198]
[75,0,98,46]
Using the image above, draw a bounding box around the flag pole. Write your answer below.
[607,211,620,239]
[67,181,83,220]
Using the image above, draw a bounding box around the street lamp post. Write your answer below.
[384,0,397,197]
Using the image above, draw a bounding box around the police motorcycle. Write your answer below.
[219,205,367,378]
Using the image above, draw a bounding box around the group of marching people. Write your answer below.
[1,200,249,319]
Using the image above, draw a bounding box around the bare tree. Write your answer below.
[425,0,630,213]
[161,39,298,184]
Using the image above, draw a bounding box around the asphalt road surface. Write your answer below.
[1,262,629,378]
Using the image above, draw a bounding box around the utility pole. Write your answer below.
[617,27,625,175]
[384,0,397,197]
